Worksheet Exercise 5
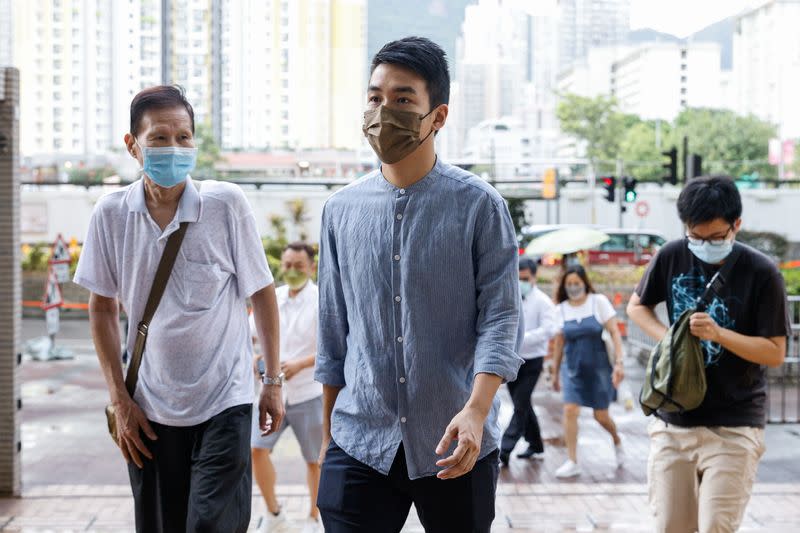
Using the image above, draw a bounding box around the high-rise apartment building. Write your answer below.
[558,0,630,73]
[7,0,366,160]
[733,0,800,138]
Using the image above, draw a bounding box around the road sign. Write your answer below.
[49,234,71,264]
[52,263,69,283]
[45,307,60,336]
[49,234,72,283]
[42,268,63,310]
[635,200,650,218]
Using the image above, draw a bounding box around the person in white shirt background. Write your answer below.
[551,265,625,479]
[500,257,558,466]
[250,242,323,533]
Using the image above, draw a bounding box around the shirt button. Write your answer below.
[394,254,401,261]
[397,336,403,343]
[396,214,403,220]
[401,417,407,423]
[399,189,406,195]
[395,296,401,302]
[399,377,406,383]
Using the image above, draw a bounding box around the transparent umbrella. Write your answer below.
[524,227,610,256]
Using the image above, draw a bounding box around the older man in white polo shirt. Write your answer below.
[74,85,284,533]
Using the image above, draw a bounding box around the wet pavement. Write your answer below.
[2,317,799,531]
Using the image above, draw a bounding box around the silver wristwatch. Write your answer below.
[261,372,285,386]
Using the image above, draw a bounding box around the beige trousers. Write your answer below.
[647,418,765,533]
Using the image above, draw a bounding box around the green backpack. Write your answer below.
[639,244,742,416]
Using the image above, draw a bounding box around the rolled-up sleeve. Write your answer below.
[315,205,348,387]
[473,199,524,382]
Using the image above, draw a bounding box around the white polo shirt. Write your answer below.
[74,177,274,426]
[249,281,321,406]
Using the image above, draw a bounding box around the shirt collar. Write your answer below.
[127,176,202,224]
[377,156,444,194]
[279,281,316,307]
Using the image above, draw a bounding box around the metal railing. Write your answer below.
[624,296,800,424]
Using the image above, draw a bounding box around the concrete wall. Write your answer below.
[21,183,331,245]
[20,182,800,246]
[525,184,800,243]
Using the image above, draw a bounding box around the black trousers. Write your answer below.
[128,404,252,533]
[317,440,499,533]
[501,357,545,454]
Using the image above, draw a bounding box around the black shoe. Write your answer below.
[516,446,545,459]
[499,450,510,466]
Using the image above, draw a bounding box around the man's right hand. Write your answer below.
[113,395,157,469]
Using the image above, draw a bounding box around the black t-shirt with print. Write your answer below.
[635,239,791,428]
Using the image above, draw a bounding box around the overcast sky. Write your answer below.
[629,0,765,37]
[514,0,767,38]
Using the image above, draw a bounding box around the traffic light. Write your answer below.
[601,176,616,202]
[623,176,638,203]
[662,147,678,185]
[542,168,557,199]
[690,154,703,179]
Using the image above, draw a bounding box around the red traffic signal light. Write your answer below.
[601,176,616,202]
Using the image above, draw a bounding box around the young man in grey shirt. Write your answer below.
[314,37,523,532]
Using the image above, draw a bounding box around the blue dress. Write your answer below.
[560,297,615,409]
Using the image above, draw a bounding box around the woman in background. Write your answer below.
[552,265,625,479]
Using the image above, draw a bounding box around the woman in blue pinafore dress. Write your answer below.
[552,266,626,479]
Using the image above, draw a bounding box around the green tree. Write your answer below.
[671,108,777,179]
[194,122,225,179]
[620,121,673,182]
[68,165,117,185]
[505,198,527,236]
[556,93,631,173]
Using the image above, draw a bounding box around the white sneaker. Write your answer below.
[615,441,626,468]
[263,511,299,533]
[555,459,582,479]
[300,517,323,533]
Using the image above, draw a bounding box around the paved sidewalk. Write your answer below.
[2,319,800,531]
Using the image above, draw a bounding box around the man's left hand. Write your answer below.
[434,406,486,480]
[281,359,306,381]
[690,312,722,342]
[258,383,284,436]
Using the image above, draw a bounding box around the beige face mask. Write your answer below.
[362,105,436,164]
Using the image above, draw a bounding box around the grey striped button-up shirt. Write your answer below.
[315,158,523,479]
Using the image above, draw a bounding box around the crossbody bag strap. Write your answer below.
[124,222,189,396]
[696,243,743,311]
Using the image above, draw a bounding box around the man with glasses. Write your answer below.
[627,176,790,532]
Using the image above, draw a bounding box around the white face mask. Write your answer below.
[565,284,586,300]
[687,238,734,264]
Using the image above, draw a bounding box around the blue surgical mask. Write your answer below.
[519,281,533,298]
[140,145,197,188]
[688,239,734,264]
